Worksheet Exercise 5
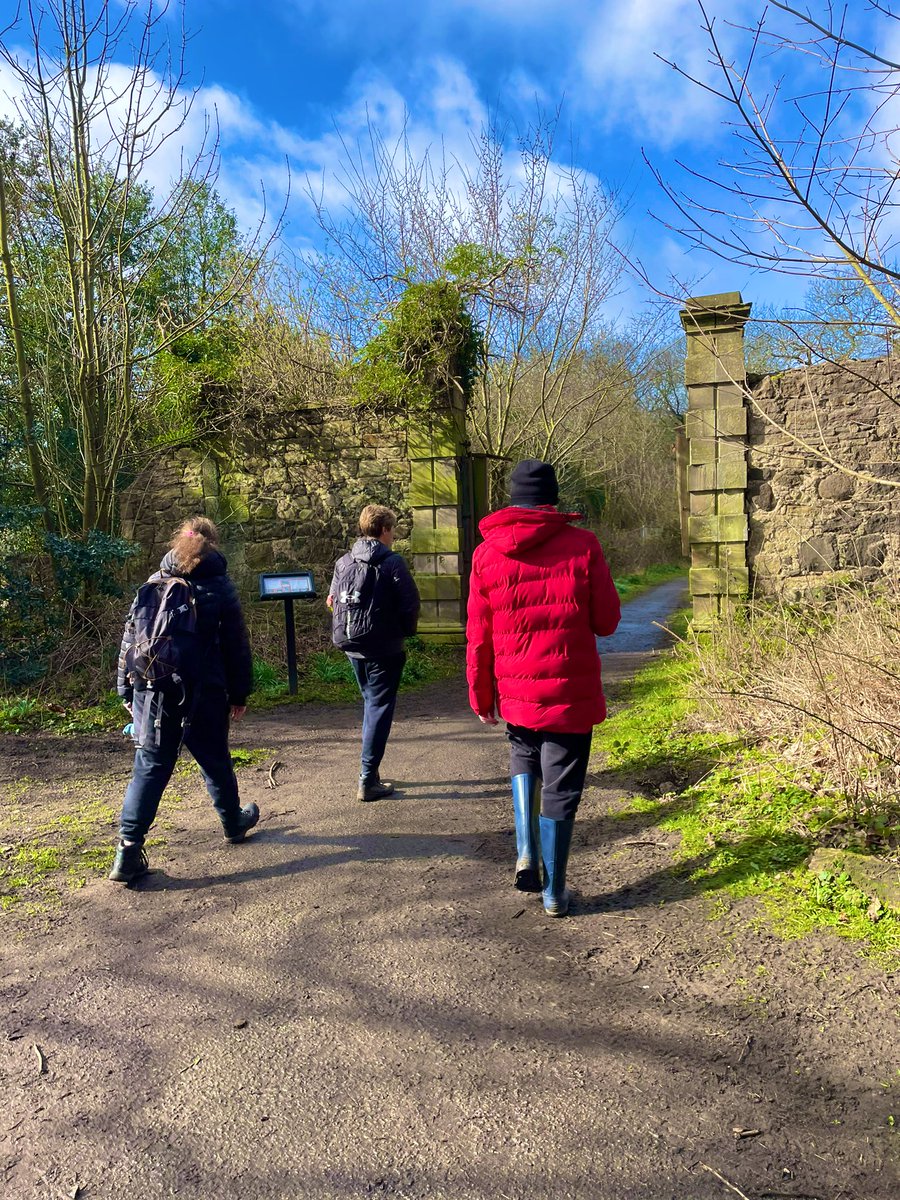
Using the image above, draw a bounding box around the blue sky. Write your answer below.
[1,0,893,324]
[173,0,758,316]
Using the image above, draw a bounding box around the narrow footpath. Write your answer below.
[1,581,896,1200]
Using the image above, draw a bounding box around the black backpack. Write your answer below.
[331,556,382,651]
[125,574,202,690]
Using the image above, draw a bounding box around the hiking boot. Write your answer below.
[109,841,149,885]
[223,803,260,844]
[356,777,394,802]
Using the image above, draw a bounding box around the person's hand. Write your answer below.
[326,594,334,610]
[122,699,133,715]
[478,711,498,726]
[230,705,247,721]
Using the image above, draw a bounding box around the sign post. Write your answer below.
[258,571,317,696]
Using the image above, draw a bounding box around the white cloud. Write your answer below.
[575,0,756,146]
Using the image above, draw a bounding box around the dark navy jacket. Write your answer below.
[117,550,253,706]
[329,538,420,659]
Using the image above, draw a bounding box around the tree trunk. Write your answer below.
[0,160,54,533]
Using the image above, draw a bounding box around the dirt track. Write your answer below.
[1,612,898,1199]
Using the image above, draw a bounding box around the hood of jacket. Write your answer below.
[159,548,228,579]
[477,507,581,558]
[349,537,394,566]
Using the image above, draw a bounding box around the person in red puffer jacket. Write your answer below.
[466,459,621,917]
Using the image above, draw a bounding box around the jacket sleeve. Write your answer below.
[391,555,420,638]
[588,538,622,638]
[465,550,496,717]
[116,597,137,702]
[327,561,340,605]
[219,577,253,705]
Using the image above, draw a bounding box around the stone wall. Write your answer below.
[681,293,900,622]
[121,404,411,604]
[747,358,900,595]
[121,396,477,640]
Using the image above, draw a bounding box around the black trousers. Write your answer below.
[506,724,593,820]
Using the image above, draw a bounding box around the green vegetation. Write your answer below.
[595,631,900,970]
[176,745,271,777]
[0,743,272,911]
[352,258,482,412]
[0,690,126,735]
[251,636,462,706]
[0,785,123,911]
[612,562,686,603]
[0,637,463,735]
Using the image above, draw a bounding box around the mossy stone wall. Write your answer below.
[681,293,900,620]
[121,404,411,603]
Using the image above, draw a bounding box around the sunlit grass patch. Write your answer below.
[595,631,900,971]
[0,781,182,911]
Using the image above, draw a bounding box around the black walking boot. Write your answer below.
[356,775,394,802]
[223,802,260,844]
[109,841,149,885]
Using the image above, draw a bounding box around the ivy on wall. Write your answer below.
[350,245,493,412]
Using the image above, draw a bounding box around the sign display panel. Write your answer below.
[258,571,316,599]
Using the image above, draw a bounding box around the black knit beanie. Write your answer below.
[509,459,559,507]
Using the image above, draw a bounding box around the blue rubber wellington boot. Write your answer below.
[539,815,575,916]
[511,774,542,892]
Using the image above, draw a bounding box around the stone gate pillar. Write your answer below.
[407,398,467,643]
[679,292,752,628]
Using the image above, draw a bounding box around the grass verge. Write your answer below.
[612,562,686,603]
[250,635,462,707]
[0,638,463,732]
[594,628,900,971]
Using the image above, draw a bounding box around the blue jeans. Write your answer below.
[119,686,241,843]
[348,653,405,783]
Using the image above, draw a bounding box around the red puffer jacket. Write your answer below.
[466,508,621,733]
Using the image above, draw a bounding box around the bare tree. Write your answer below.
[641,0,900,490]
[650,1,900,321]
[0,0,269,536]
[307,113,630,465]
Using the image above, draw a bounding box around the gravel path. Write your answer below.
[1,583,896,1200]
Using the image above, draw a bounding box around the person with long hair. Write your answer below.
[110,516,257,884]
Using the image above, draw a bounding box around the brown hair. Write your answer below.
[359,505,396,539]
[170,516,220,575]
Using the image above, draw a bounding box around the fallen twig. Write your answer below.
[266,760,284,789]
[701,1164,752,1200]
[32,1043,47,1075]
[842,981,875,1002]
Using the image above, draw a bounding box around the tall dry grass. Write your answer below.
[687,584,900,823]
